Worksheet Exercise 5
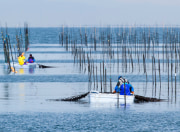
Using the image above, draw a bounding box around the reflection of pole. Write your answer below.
[117,92,119,108]
[4,83,9,100]
[171,62,173,103]
[103,61,104,92]
[168,57,169,101]
[175,50,177,103]
[110,55,112,93]
[105,68,107,93]
[96,66,98,91]
[175,72,176,103]
[158,59,161,99]
[154,58,156,97]
[124,79,126,107]
[152,56,154,97]
[100,62,102,93]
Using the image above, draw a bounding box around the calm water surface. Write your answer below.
[0,28,180,131]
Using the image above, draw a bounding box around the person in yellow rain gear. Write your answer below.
[18,52,26,65]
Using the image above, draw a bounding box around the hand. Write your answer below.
[113,90,116,94]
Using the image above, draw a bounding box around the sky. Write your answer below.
[0,0,180,27]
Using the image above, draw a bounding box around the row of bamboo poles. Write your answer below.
[1,23,30,73]
[59,26,180,102]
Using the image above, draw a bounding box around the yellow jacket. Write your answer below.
[18,56,25,65]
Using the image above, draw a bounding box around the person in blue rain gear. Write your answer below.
[113,76,129,93]
[113,83,134,95]
[119,83,134,95]
[28,54,35,63]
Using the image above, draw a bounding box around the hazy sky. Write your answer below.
[0,0,180,27]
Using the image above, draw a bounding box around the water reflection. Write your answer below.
[88,101,133,108]
[3,65,11,75]
[18,67,35,74]
[27,82,38,96]
[3,83,9,100]
[29,67,35,74]
[19,83,25,103]
[19,68,24,74]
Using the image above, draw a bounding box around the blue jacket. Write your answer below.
[28,57,35,63]
[114,83,134,95]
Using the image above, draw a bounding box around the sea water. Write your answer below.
[0,28,180,131]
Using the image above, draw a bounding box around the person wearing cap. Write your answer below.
[18,52,26,65]
[28,54,35,63]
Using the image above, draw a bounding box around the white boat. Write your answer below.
[89,91,134,104]
[5,62,37,69]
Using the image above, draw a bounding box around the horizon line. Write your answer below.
[1,24,180,28]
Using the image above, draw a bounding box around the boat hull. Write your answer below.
[5,63,37,69]
[89,91,134,104]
